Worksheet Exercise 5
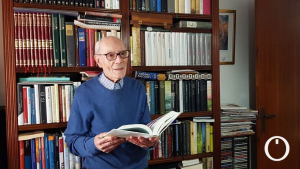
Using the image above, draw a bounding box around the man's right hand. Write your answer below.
[94,133,126,153]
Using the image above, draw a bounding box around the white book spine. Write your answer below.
[69,152,74,169]
[183,33,188,66]
[105,0,110,9]
[187,33,192,65]
[34,84,40,124]
[185,0,191,14]
[65,85,71,121]
[176,32,181,65]
[205,33,212,65]
[50,86,55,123]
[145,31,152,66]
[156,32,162,66]
[192,33,196,65]
[27,87,31,124]
[200,0,203,14]
[179,80,184,112]
[112,0,116,9]
[201,33,206,65]
[45,86,52,123]
[62,86,66,122]
[116,0,120,9]
[63,133,70,169]
[110,0,113,9]
[151,32,157,66]
[195,33,201,65]
[199,33,204,65]
[161,32,166,66]
[171,32,176,66]
[117,32,121,39]
[54,84,60,123]
[180,32,185,66]
[75,156,81,169]
[164,32,172,66]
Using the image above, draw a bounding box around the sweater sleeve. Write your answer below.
[64,90,101,157]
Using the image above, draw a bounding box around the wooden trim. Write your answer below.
[16,67,102,73]
[3,0,19,168]
[18,123,68,132]
[132,66,212,71]
[129,11,212,20]
[221,133,255,139]
[211,0,221,168]
[171,28,212,33]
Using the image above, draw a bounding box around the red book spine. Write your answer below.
[29,13,34,67]
[167,129,172,157]
[89,29,95,67]
[37,13,42,67]
[44,13,50,67]
[14,12,19,67]
[25,13,31,68]
[48,14,53,67]
[33,13,38,67]
[58,85,63,122]
[19,141,25,169]
[41,137,46,169]
[18,13,23,67]
[40,13,46,67]
[86,29,90,67]
[21,13,27,67]
[22,87,28,124]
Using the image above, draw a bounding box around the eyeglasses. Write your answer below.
[95,50,130,61]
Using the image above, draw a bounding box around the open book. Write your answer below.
[105,111,182,138]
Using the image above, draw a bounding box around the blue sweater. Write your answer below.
[65,75,151,169]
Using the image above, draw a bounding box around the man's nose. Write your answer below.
[114,54,123,63]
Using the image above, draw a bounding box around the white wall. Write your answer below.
[219,0,256,109]
[0,0,5,106]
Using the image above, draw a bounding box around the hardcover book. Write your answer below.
[105,111,182,138]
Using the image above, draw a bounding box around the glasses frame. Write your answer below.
[95,50,130,61]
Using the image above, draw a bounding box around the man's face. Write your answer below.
[95,37,128,83]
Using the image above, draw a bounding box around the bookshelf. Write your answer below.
[2,1,220,169]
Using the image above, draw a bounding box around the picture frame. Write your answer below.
[219,9,236,65]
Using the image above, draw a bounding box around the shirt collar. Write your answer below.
[98,73,124,90]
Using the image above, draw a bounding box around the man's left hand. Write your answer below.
[126,136,159,148]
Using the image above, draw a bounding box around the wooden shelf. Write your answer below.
[16,67,102,73]
[14,3,120,13]
[221,133,255,139]
[132,66,212,72]
[151,111,212,120]
[148,152,214,165]
[18,122,68,131]
[171,28,212,33]
[129,11,211,20]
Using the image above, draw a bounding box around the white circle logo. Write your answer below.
[264,136,290,161]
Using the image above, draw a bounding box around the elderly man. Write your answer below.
[65,37,159,169]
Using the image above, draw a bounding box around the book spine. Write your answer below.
[78,28,87,67]
[150,81,155,115]
[24,140,32,169]
[48,14,53,67]
[43,13,50,67]
[21,13,27,67]
[132,27,141,66]
[32,13,38,67]
[40,13,46,67]
[154,81,160,114]
[31,139,37,169]
[18,13,23,67]
[74,26,79,67]
[85,29,90,67]
[161,0,167,12]
[51,14,60,67]
[65,22,76,67]
[19,141,25,169]
[25,13,31,67]
[29,13,34,67]
[88,29,95,67]
[31,88,36,124]
[59,14,67,67]
[22,87,28,124]
[17,84,24,125]
[159,81,165,114]
[34,85,40,124]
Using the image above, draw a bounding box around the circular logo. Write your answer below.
[264,136,290,161]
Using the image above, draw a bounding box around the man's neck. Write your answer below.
[103,73,121,83]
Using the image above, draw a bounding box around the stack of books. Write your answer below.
[220,104,258,137]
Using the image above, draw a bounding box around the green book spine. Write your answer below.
[197,122,203,153]
[159,81,165,114]
[164,81,172,113]
[97,31,101,41]
[207,80,212,111]
[51,14,60,67]
[58,14,66,67]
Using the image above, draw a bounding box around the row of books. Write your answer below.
[140,79,212,115]
[135,71,212,81]
[15,0,120,9]
[131,29,212,66]
[148,120,214,160]
[221,138,232,169]
[220,104,258,137]
[18,130,82,169]
[130,0,211,15]
[177,158,213,169]
[17,80,82,125]
[14,12,120,68]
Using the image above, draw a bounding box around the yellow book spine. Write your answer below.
[205,122,210,152]
[210,125,213,152]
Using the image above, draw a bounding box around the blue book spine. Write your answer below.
[48,136,55,169]
[202,122,206,152]
[31,139,37,169]
[44,134,50,169]
[150,81,155,115]
[31,88,36,124]
[24,140,32,169]
[78,28,87,67]
[156,0,161,12]
[150,0,156,11]
[27,87,31,124]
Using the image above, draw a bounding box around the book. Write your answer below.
[105,111,182,138]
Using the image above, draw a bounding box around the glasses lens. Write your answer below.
[120,50,129,58]
[106,53,116,60]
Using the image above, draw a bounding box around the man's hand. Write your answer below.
[126,136,159,148]
[94,133,126,153]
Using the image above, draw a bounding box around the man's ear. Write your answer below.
[94,56,103,68]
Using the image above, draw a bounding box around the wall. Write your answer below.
[219,0,255,109]
[0,0,4,106]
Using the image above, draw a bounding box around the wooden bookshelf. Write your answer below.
[171,28,212,33]
[3,0,221,168]
[151,111,213,120]
[221,133,255,139]
[18,122,68,131]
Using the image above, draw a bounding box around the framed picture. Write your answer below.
[219,9,236,65]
